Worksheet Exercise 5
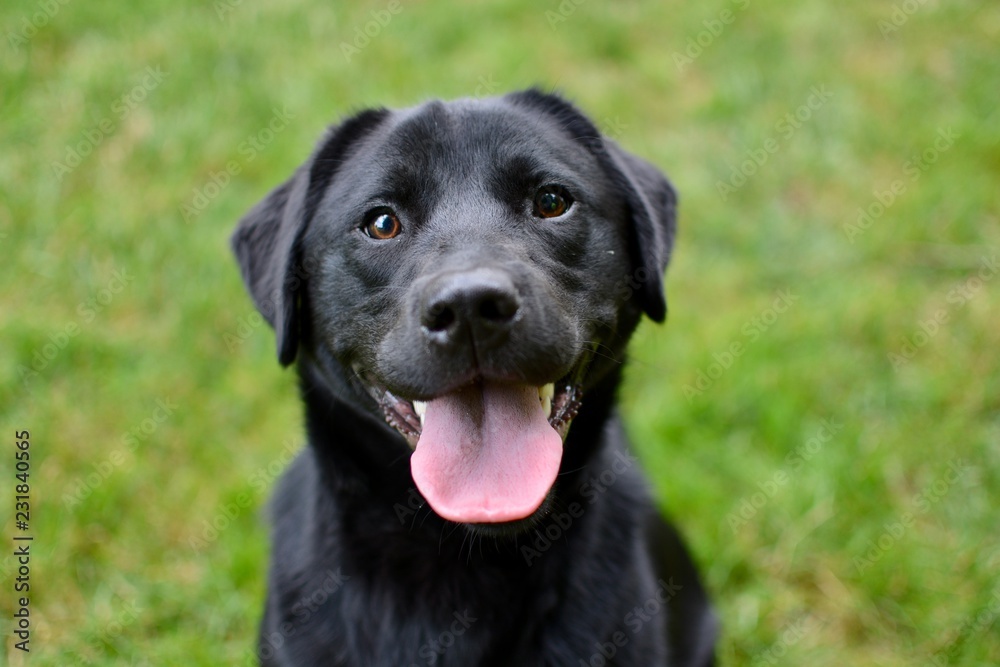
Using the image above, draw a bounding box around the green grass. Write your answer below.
[2,0,998,664]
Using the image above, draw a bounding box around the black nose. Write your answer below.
[420,269,520,348]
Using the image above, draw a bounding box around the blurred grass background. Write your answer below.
[1,0,998,664]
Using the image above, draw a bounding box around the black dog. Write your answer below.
[231,89,716,666]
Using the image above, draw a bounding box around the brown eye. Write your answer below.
[362,209,402,240]
[533,185,572,218]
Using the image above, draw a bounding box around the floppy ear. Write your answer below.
[599,140,678,323]
[230,108,389,366]
[505,89,677,322]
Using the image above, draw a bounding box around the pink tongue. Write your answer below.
[410,381,563,523]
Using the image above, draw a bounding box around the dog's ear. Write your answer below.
[599,140,678,323]
[505,89,677,322]
[231,108,389,366]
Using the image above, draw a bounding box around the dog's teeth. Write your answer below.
[413,400,426,421]
[538,383,554,417]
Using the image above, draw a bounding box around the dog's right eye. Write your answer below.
[362,208,403,240]
[533,185,573,219]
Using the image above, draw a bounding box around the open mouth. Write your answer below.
[371,380,582,449]
[360,372,583,525]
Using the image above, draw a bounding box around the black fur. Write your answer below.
[231,89,715,666]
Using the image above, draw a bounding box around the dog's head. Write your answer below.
[232,89,677,527]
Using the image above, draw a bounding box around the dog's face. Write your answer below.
[232,90,676,527]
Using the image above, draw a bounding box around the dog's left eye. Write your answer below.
[533,185,573,219]
[362,208,403,240]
